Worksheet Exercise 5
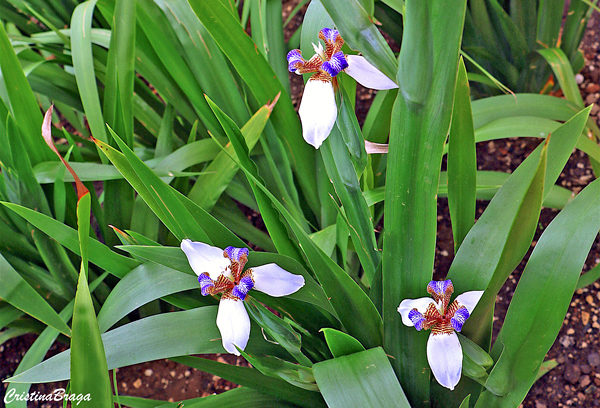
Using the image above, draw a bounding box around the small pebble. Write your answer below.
[560,336,574,347]
[581,375,592,388]
[588,352,600,368]
[133,378,142,389]
[576,73,584,84]
[564,364,581,384]
[144,369,153,377]
[586,83,600,93]
[582,311,591,326]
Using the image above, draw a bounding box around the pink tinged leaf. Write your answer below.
[42,106,88,199]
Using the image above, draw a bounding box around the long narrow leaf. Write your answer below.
[382,1,466,403]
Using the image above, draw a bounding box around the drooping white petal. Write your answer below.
[454,291,484,314]
[298,79,337,149]
[216,298,251,356]
[397,297,436,327]
[427,332,463,390]
[250,263,305,297]
[345,55,398,90]
[180,239,230,280]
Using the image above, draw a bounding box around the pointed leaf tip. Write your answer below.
[266,92,281,113]
[42,106,88,199]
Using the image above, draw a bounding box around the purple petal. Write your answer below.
[408,309,426,331]
[224,246,249,262]
[321,52,348,77]
[198,273,215,296]
[287,49,303,72]
[450,306,470,332]
[231,275,254,301]
[427,280,453,297]
[320,27,339,43]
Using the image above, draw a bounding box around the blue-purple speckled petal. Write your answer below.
[320,28,339,43]
[198,274,214,296]
[287,49,303,72]
[450,306,470,332]
[231,275,254,301]
[427,280,453,297]
[224,246,249,262]
[408,309,426,331]
[321,52,348,77]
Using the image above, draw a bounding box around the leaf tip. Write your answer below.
[265,92,281,114]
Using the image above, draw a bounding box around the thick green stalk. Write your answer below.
[382,1,466,405]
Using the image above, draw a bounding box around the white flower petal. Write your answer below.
[216,298,251,355]
[345,55,398,90]
[180,239,229,280]
[298,79,337,149]
[397,297,435,327]
[427,332,462,390]
[250,263,305,297]
[455,291,484,314]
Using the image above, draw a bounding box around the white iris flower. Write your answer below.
[398,280,484,390]
[181,239,305,355]
[287,27,398,148]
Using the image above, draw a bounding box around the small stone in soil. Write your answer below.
[144,368,153,377]
[582,364,592,374]
[133,378,142,389]
[581,375,592,387]
[564,364,581,384]
[560,336,574,347]
[588,352,600,368]
[582,311,590,326]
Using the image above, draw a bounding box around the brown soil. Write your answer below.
[1,3,600,408]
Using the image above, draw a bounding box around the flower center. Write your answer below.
[286,28,348,80]
[408,280,471,334]
[197,246,255,301]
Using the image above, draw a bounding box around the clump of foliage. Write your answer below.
[1,1,599,407]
